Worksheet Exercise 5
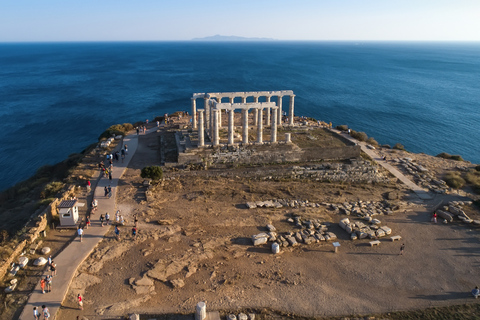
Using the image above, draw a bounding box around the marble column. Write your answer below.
[229,97,235,126]
[228,107,234,145]
[257,108,263,143]
[266,96,271,125]
[242,109,249,144]
[277,95,283,125]
[204,98,210,131]
[191,98,197,129]
[213,109,219,146]
[253,96,259,126]
[217,98,222,128]
[271,108,278,143]
[198,110,204,147]
[289,95,295,126]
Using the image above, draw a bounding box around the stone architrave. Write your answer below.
[277,95,283,125]
[242,109,249,144]
[266,96,271,125]
[198,110,204,147]
[289,95,295,125]
[228,107,235,145]
[191,98,197,129]
[257,108,263,143]
[271,107,278,143]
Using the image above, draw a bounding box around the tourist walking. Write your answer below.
[400,243,405,255]
[50,261,56,276]
[105,212,110,225]
[46,275,52,292]
[121,148,125,162]
[42,305,50,319]
[86,216,91,229]
[33,306,40,319]
[86,180,91,192]
[109,171,112,181]
[124,144,128,155]
[114,225,120,240]
[100,214,104,227]
[133,213,138,227]
[104,186,108,197]
[132,226,137,238]
[108,185,112,198]
[40,277,46,294]
[77,293,84,310]
[77,227,84,242]
[91,198,98,213]
[432,212,437,223]
[115,210,120,224]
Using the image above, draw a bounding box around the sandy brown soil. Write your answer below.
[58,129,480,320]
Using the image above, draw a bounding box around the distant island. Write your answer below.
[192,34,275,41]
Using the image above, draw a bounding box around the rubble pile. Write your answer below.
[394,158,448,194]
[339,217,392,240]
[289,161,389,183]
[326,200,399,216]
[246,199,321,209]
[252,216,338,249]
[437,201,477,225]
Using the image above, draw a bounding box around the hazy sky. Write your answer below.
[1,0,479,42]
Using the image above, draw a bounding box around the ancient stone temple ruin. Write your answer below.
[191,91,295,147]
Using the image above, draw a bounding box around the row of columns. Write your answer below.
[197,105,279,147]
[192,93,295,131]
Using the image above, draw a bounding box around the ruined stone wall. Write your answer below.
[0,185,76,281]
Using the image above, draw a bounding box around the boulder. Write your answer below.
[339,218,350,230]
[437,210,453,223]
[18,256,29,268]
[170,279,185,288]
[41,247,51,255]
[380,226,392,235]
[238,314,248,320]
[266,224,276,232]
[33,257,47,266]
[286,236,298,246]
[246,202,257,209]
[252,233,269,246]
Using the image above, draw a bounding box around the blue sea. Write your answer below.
[0,41,479,191]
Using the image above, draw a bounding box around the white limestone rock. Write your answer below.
[41,247,51,255]
[33,257,47,266]
[18,256,29,268]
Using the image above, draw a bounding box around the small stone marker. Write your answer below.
[332,241,340,253]
[272,242,280,254]
[195,302,206,320]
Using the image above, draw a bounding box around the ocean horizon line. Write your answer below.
[1,40,480,44]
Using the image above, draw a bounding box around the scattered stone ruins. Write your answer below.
[191,91,295,147]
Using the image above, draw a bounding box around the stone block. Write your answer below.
[271,243,280,254]
[266,224,276,232]
[41,247,51,255]
[286,236,298,246]
[437,210,453,222]
[380,226,392,235]
[238,314,248,320]
[246,202,257,209]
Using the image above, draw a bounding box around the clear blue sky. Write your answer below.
[1,0,479,42]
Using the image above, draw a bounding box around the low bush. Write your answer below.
[436,152,464,161]
[141,166,163,181]
[41,181,64,199]
[336,125,348,131]
[393,143,405,151]
[444,172,465,189]
[350,130,368,142]
[98,123,133,140]
[476,165,480,172]
[366,137,379,146]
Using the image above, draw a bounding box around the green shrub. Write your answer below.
[350,130,368,142]
[42,182,64,199]
[141,166,163,180]
[475,165,480,172]
[444,172,465,189]
[393,143,405,151]
[36,198,55,209]
[436,152,464,161]
[336,125,348,131]
[366,137,379,146]
[98,123,133,140]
